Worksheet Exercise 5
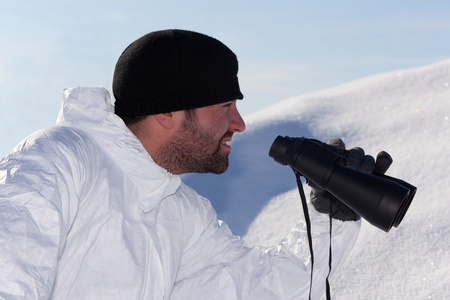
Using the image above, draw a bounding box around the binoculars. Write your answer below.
[269,136,416,232]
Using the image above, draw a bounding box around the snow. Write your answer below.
[184,60,450,299]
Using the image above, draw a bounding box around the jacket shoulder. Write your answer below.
[6,125,99,160]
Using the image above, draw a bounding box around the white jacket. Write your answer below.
[0,87,360,299]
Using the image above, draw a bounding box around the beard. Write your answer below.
[153,111,232,175]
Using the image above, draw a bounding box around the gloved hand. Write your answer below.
[309,138,393,221]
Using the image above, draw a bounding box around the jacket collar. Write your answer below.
[56,87,181,212]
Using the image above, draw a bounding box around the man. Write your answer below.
[0,29,388,299]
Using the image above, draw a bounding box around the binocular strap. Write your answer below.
[294,171,333,300]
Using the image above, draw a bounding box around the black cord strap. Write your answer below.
[325,212,333,300]
[294,171,314,300]
[294,170,332,300]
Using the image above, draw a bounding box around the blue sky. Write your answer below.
[1,0,449,154]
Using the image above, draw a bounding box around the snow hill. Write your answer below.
[184,60,450,299]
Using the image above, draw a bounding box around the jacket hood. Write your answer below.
[56,87,181,212]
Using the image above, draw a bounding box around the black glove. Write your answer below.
[309,138,393,221]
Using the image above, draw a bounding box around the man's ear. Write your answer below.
[153,113,175,129]
[153,111,184,130]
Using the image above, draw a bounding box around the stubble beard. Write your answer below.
[153,111,231,175]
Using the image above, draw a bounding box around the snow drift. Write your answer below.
[184,60,450,299]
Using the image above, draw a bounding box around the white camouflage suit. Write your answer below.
[0,87,360,299]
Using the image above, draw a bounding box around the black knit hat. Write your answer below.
[113,29,244,116]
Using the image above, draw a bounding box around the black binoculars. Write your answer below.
[269,136,416,232]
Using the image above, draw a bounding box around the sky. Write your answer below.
[185,60,450,299]
[1,0,450,155]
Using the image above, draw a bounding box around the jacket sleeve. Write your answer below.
[172,185,360,300]
[0,127,95,299]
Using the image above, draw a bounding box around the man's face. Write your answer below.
[156,101,245,174]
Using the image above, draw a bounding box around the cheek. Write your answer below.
[203,116,229,136]
[216,120,231,137]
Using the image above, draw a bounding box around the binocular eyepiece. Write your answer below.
[269,136,416,232]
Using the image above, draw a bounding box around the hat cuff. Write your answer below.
[114,76,243,116]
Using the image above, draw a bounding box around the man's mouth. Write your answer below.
[221,139,231,148]
[221,134,233,150]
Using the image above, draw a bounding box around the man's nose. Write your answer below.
[229,104,246,133]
